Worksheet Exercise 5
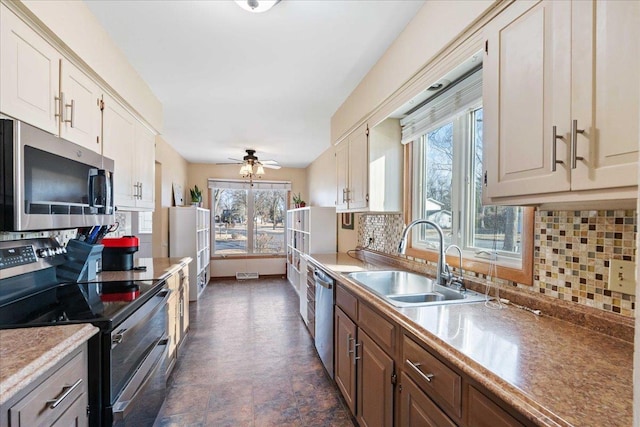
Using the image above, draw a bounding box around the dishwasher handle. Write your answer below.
[314,269,333,289]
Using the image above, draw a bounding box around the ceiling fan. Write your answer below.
[225,149,281,170]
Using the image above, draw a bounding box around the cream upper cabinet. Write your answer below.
[103,95,136,208]
[335,121,402,213]
[59,61,102,152]
[336,123,368,212]
[103,95,155,211]
[0,2,61,135]
[336,141,350,211]
[483,0,571,199]
[134,121,155,210]
[483,0,638,205]
[570,0,639,191]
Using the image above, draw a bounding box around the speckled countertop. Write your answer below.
[96,257,192,282]
[308,253,634,427]
[0,324,98,405]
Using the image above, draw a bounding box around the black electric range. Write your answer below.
[0,238,169,427]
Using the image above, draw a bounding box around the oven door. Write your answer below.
[108,288,170,426]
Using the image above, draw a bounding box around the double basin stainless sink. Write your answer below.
[345,270,486,308]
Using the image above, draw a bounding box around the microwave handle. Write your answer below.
[88,169,111,208]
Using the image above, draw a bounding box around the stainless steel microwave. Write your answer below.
[0,116,115,231]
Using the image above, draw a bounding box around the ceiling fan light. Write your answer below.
[234,0,280,13]
[256,164,265,176]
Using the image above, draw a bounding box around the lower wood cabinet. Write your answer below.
[1,344,89,427]
[400,372,456,427]
[357,328,394,427]
[335,306,357,414]
[467,386,524,427]
[334,288,395,427]
[166,264,190,378]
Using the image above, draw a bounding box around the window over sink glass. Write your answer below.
[402,67,532,283]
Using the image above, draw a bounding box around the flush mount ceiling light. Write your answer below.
[235,0,281,13]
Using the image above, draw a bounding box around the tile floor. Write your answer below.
[154,278,355,427]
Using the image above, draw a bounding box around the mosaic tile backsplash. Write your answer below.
[358,210,637,318]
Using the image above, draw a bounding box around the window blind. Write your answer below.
[400,68,482,144]
[207,178,292,191]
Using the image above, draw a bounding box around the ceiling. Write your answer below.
[85,0,425,168]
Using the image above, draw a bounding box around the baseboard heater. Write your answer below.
[236,272,259,280]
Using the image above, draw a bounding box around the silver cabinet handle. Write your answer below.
[65,99,75,127]
[407,359,434,383]
[54,94,62,121]
[571,119,584,169]
[347,333,354,358]
[342,188,347,203]
[46,378,83,409]
[551,125,564,172]
[353,341,361,365]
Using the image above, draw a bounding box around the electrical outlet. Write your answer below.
[607,259,637,295]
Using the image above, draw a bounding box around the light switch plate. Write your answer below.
[607,259,636,295]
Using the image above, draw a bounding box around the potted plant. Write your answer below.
[190,185,202,207]
[292,192,306,208]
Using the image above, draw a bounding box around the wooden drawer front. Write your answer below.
[403,336,461,418]
[400,372,456,427]
[468,386,524,427]
[10,348,88,427]
[357,303,396,355]
[336,284,358,320]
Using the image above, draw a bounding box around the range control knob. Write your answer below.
[36,248,48,258]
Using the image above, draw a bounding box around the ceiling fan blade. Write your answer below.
[263,164,281,170]
[228,157,243,162]
[215,161,242,165]
[261,160,279,165]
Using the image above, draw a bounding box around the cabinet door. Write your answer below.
[59,61,102,153]
[50,393,88,427]
[483,0,571,200]
[334,307,357,414]
[571,0,639,190]
[467,386,524,427]
[167,291,178,359]
[181,268,190,336]
[348,124,369,210]
[400,372,456,427]
[134,122,155,209]
[103,96,136,208]
[0,3,60,135]
[357,329,393,427]
[336,141,349,210]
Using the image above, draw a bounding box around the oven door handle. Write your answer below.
[112,337,168,421]
[111,288,171,349]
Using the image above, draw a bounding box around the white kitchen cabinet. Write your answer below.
[0,4,102,153]
[0,2,61,135]
[102,95,155,211]
[483,0,639,205]
[286,206,336,324]
[133,121,155,210]
[169,207,210,301]
[336,124,368,211]
[59,61,102,152]
[336,120,402,213]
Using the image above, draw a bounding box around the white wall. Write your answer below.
[17,0,163,131]
[331,0,495,143]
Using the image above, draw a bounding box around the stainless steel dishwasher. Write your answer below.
[314,267,335,379]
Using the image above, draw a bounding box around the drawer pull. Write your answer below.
[407,359,434,383]
[46,378,83,409]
